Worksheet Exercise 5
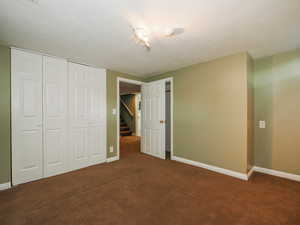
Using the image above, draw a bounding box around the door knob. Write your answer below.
[160,120,165,124]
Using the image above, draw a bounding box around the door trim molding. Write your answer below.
[172,156,249,180]
[116,77,145,159]
[163,77,174,160]
[0,182,11,191]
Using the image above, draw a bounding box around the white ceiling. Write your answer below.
[0,0,300,77]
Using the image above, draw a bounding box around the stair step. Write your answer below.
[120,130,132,136]
[120,117,130,135]
[120,126,130,131]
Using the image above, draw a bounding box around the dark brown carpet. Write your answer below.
[1,140,300,225]
[120,136,141,158]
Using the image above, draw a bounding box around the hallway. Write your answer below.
[120,136,141,158]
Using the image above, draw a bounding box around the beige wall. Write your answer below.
[0,45,11,184]
[1,44,299,184]
[254,49,300,175]
[247,55,255,171]
[147,53,249,174]
[106,70,143,158]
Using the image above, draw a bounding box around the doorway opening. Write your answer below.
[165,81,171,159]
[118,79,143,159]
[117,77,173,161]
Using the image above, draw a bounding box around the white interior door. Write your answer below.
[69,63,106,170]
[43,56,68,177]
[142,80,166,159]
[11,49,43,185]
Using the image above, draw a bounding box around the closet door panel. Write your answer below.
[72,127,89,167]
[11,49,43,185]
[69,63,106,169]
[88,67,106,165]
[69,63,90,170]
[43,56,68,177]
[88,123,106,164]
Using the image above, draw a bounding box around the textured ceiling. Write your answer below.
[0,0,300,77]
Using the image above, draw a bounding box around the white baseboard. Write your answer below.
[0,182,11,191]
[106,156,119,163]
[172,156,248,180]
[253,166,300,182]
[142,151,165,160]
[247,166,255,179]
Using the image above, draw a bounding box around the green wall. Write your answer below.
[0,45,11,184]
[254,49,300,175]
[106,70,143,158]
[1,44,299,183]
[247,55,255,171]
[147,53,249,174]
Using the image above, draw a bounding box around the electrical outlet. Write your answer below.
[259,120,266,129]
[112,108,116,115]
[109,146,114,153]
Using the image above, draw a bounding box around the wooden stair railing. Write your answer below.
[120,98,134,117]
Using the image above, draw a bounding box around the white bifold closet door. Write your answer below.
[12,49,106,185]
[69,63,106,170]
[11,49,44,185]
[43,56,68,177]
[141,80,166,159]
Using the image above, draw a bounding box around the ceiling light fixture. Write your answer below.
[131,26,185,51]
[164,28,185,37]
[164,28,175,37]
[133,27,151,50]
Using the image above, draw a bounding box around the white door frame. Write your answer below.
[116,77,174,160]
[160,77,174,159]
[117,77,145,159]
[134,93,141,136]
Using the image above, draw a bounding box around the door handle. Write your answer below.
[160,120,165,124]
